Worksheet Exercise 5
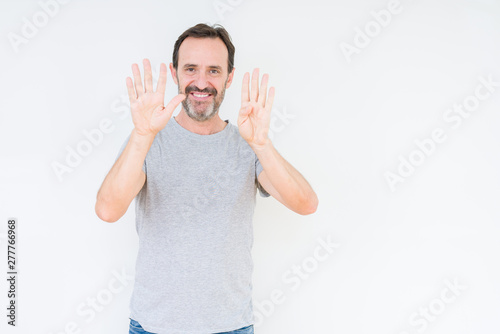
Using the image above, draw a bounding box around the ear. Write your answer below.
[169,63,178,85]
[225,67,236,89]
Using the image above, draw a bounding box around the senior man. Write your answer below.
[95,23,318,334]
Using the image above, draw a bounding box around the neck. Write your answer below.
[174,109,227,135]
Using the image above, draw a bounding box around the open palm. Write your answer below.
[237,68,275,148]
[126,59,185,137]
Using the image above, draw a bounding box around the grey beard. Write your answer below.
[182,97,218,122]
[177,75,228,122]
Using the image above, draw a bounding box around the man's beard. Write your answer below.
[180,79,227,122]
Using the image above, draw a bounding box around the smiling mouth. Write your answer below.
[190,92,213,101]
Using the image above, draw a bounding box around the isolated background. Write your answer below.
[1,0,499,333]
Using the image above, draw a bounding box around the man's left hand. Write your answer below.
[237,68,275,150]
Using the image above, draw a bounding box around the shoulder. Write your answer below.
[223,121,257,164]
[225,120,251,146]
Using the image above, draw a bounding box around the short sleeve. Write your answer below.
[255,155,270,198]
[115,134,147,174]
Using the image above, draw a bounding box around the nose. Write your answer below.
[193,71,209,91]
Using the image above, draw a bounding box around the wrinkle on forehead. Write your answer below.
[178,37,229,72]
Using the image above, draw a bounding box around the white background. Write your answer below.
[1,0,499,333]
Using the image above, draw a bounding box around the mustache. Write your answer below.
[185,85,217,96]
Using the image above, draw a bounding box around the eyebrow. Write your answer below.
[183,64,223,71]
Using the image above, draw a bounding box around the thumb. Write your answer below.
[239,105,252,118]
[165,94,186,116]
[154,94,186,122]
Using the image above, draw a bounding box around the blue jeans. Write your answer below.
[129,318,254,334]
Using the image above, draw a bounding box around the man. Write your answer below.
[95,23,318,334]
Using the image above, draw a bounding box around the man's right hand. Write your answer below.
[95,59,184,223]
[126,58,185,137]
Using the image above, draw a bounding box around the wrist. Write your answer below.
[131,128,156,147]
[249,138,272,153]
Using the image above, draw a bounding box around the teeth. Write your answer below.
[193,93,209,97]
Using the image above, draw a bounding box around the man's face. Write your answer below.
[170,37,235,122]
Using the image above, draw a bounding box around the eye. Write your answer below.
[186,67,195,72]
[210,69,220,74]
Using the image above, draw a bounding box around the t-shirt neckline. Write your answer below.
[170,116,231,142]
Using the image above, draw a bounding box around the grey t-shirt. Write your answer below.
[115,117,270,333]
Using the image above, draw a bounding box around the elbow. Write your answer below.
[302,200,318,216]
[297,193,319,216]
[95,200,120,223]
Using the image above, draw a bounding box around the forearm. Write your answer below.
[252,140,318,213]
[95,129,154,222]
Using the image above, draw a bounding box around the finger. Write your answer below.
[164,93,186,117]
[156,63,167,96]
[241,72,250,103]
[250,68,259,101]
[143,59,153,93]
[265,87,275,113]
[132,63,144,96]
[126,77,136,103]
[258,73,269,106]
